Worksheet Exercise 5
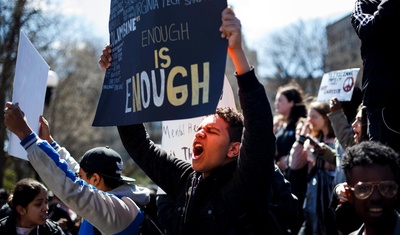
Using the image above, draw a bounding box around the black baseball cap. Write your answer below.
[79,146,135,182]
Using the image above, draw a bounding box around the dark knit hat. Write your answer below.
[79,146,135,182]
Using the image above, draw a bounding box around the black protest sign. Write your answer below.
[93,0,228,126]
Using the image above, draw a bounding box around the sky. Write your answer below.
[59,0,356,76]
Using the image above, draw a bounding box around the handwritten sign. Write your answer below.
[93,0,228,126]
[317,68,360,102]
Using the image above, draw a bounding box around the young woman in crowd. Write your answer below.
[274,82,307,175]
[0,178,64,235]
[288,101,337,235]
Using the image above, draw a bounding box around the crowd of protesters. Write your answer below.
[2,0,400,234]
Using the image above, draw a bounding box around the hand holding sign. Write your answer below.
[329,97,342,112]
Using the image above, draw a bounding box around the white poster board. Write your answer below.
[317,68,360,102]
[7,31,49,160]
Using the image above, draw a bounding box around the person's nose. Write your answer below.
[351,120,356,128]
[351,123,357,131]
[369,185,383,201]
[195,129,205,139]
[44,203,49,212]
[352,118,359,126]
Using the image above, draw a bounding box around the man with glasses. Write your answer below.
[342,141,400,235]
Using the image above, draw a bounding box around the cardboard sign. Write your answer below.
[93,0,228,126]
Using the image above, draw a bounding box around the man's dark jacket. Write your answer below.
[351,0,400,108]
[118,69,278,234]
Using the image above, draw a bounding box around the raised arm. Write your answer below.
[220,7,251,75]
[351,0,397,40]
[38,115,80,173]
[221,6,275,214]
[4,102,141,234]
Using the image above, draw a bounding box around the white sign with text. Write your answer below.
[317,68,360,102]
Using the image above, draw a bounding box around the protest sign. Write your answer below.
[317,68,360,102]
[93,0,228,126]
[8,31,49,160]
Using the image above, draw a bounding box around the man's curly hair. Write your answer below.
[342,141,400,183]
[215,107,244,143]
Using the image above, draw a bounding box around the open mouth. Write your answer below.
[368,206,384,217]
[353,131,359,139]
[193,143,204,156]
[369,207,382,213]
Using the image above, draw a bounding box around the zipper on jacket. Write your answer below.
[183,174,200,225]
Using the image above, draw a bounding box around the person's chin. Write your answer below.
[192,160,205,172]
[38,219,47,225]
[192,162,199,171]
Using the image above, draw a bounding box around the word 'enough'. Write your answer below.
[125,62,210,113]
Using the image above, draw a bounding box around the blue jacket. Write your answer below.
[20,136,149,234]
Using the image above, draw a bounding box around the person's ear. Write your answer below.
[227,142,240,158]
[91,173,102,187]
[288,100,294,108]
[16,205,26,216]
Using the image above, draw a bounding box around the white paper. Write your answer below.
[8,30,50,160]
[317,68,360,102]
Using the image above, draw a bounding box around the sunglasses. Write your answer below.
[348,181,399,200]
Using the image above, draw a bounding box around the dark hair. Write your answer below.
[82,171,123,189]
[277,84,307,125]
[342,141,400,182]
[9,178,48,210]
[79,146,135,189]
[215,107,244,143]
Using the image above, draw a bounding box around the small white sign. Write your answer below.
[317,68,360,102]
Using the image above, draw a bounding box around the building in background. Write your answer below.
[325,13,362,87]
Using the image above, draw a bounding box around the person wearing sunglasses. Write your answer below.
[342,141,400,235]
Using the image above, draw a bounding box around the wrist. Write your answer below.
[297,135,306,145]
[16,127,33,141]
[47,136,55,144]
